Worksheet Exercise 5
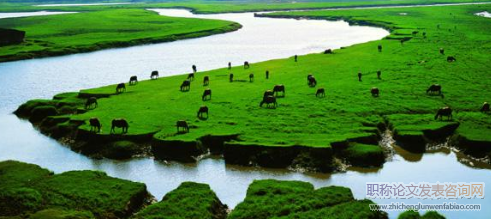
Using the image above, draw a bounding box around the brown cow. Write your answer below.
[260,95,277,108]
[273,84,285,97]
[85,97,98,109]
[111,118,128,133]
[202,88,212,101]
[426,84,442,95]
[197,106,209,119]
[316,88,325,97]
[435,107,452,120]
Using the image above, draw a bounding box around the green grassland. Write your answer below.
[15,4,491,167]
[2,161,408,219]
[1,0,491,62]
[228,179,387,219]
[0,8,240,62]
[133,182,228,219]
[0,160,150,218]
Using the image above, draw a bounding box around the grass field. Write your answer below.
[15,4,491,165]
[0,8,240,62]
[0,160,149,218]
[4,161,416,219]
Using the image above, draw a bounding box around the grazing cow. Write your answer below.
[197,106,209,118]
[273,84,285,97]
[439,48,445,55]
[316,88,325,97]
[111,118,128,133]
[371,87,379,97]
[447,56,456,62]
[324,49,333,54]
[89,117,101,133]
[377,70,382,79]
[85,97,98,109]
[435,107,453,120]
[176,120,189,133]
[260,95,277,108]
[263,90,274,97]
[358,72,362,82]
[481,102,490,113]
[249,73,254,82]
[266,70,269,79]
[116,83,126,93]
[192,65,197,73]
[426,84,442,95]
[180,80,191,91]
[188,73,195,81]
[294,55,298,62]
[202,88,212,101]
[378,44,382,52]
[203,76,209,86]
[129,76,138,85]
[244,61,250,69]
[308,75,317,87]
[229,73,234,82]
[151,71,159,80]
[228,62,231,70]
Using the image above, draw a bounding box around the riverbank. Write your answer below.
[1,160,402,219]
[0,9,241,63]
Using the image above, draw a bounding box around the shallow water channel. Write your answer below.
[0,9,489,218]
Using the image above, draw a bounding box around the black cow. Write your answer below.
[273,84,285,97]
[151,71,159,80]
[176,120,189,133]
[180,80,191,91]
[89,117,101,133]
[371,87,379,97]
[116,83,126,93]
[129,76,138,85]
[203,76,209,86]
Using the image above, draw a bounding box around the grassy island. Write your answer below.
[15,4,491,171]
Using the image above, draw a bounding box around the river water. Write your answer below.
[0,9,489,219]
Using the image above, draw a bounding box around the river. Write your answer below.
[0,9,489,219]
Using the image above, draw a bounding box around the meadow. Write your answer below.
[15,3,491,171]
[0,9,240,62]
[2,160,404,219]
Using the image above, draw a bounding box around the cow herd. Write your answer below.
[86,45,488,134]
